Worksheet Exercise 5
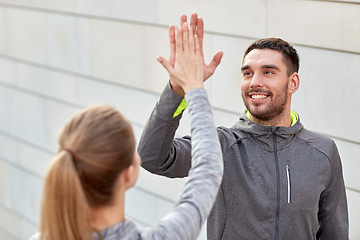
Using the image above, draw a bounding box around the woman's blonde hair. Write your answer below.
[40,105,135,240]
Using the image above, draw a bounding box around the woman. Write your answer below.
[29,22,223,240]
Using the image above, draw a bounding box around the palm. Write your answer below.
[171,51,222,81]
[171,15,222,81]
[163,13,223,97]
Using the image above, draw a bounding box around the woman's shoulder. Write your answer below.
[98,219,140,240]
[28,220,141,240]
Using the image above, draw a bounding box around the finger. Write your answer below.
[195,34,201,57]
[207,51,224,72]
[190,13,197,35]
[176,25,183,56]
[188,25,195,54]
[197,17,204,56]
[182,23,189,53]
[180,14,187,25]
[212,51,223,66]
[169,25,175,67]
[157,56,174,75]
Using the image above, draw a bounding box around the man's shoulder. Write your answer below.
[296,128,338,157]
[297,128,335,144]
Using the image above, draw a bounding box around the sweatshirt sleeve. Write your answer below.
[141,88,224,240]
[138,83,193,178]
[317,141,349,239]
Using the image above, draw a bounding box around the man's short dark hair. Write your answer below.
[243,38,299,75]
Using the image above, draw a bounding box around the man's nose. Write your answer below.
[250,72,263,89]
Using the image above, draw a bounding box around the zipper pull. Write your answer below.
[286,165,291,204]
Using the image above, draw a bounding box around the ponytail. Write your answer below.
[39,105,134,240]
[40,150,93,240]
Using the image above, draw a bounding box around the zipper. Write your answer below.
[286,165,291,204]
[272,133,280,240]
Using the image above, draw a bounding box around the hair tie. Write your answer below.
[64,148,76,159]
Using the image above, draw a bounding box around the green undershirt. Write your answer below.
[173,99,188,118]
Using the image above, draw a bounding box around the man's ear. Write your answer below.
[288,72,300,94]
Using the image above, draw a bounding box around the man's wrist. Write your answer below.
[169,79,185,98]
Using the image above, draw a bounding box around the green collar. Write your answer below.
[245,110,298,126]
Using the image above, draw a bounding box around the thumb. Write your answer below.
[203,51,223,80]
[157,56,174,74]
[209,51,223,68]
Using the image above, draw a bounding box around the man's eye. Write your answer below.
[264,71,274,75]
[243,72,252,76]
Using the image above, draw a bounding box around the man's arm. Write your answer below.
[316,141,349,239]
[138,13,223,177]
[138,83,192,178]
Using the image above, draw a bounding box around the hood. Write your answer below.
[233,112,304,152]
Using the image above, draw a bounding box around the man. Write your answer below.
[138,13,348,239]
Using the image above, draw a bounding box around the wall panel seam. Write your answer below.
[0,54,242,117]
[0,80,83,109]
[0,69,358,147]
[0,227,15,239]
[0,3,359,54]
[0,2,167,28]
[316,131,360,145]
[4,53,360,128]
[0,130,54,154]
[312,0,360,4]
[0,201,38,226]
[0,130,180,203]
[0,153,179,206]
[0,81,144,129]
[346,186,360,193]
[0,54,160,97]
[0,154,43,179]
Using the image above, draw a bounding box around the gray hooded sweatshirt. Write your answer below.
[138,84,348,240]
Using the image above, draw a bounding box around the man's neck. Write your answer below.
[246,110,298,127]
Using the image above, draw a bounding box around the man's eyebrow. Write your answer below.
[262,64,280,70]
[241,64,280,72]
[241,65,250,72]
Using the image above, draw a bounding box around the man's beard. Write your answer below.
[243,85,288,122]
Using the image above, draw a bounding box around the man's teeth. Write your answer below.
[251,95,267,99]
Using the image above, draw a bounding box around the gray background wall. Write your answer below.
[0,0,359,239]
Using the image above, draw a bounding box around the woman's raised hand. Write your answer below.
[157,13,223,97]
[157,22,204,94]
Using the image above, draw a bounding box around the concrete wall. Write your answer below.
[0,0,359,239]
